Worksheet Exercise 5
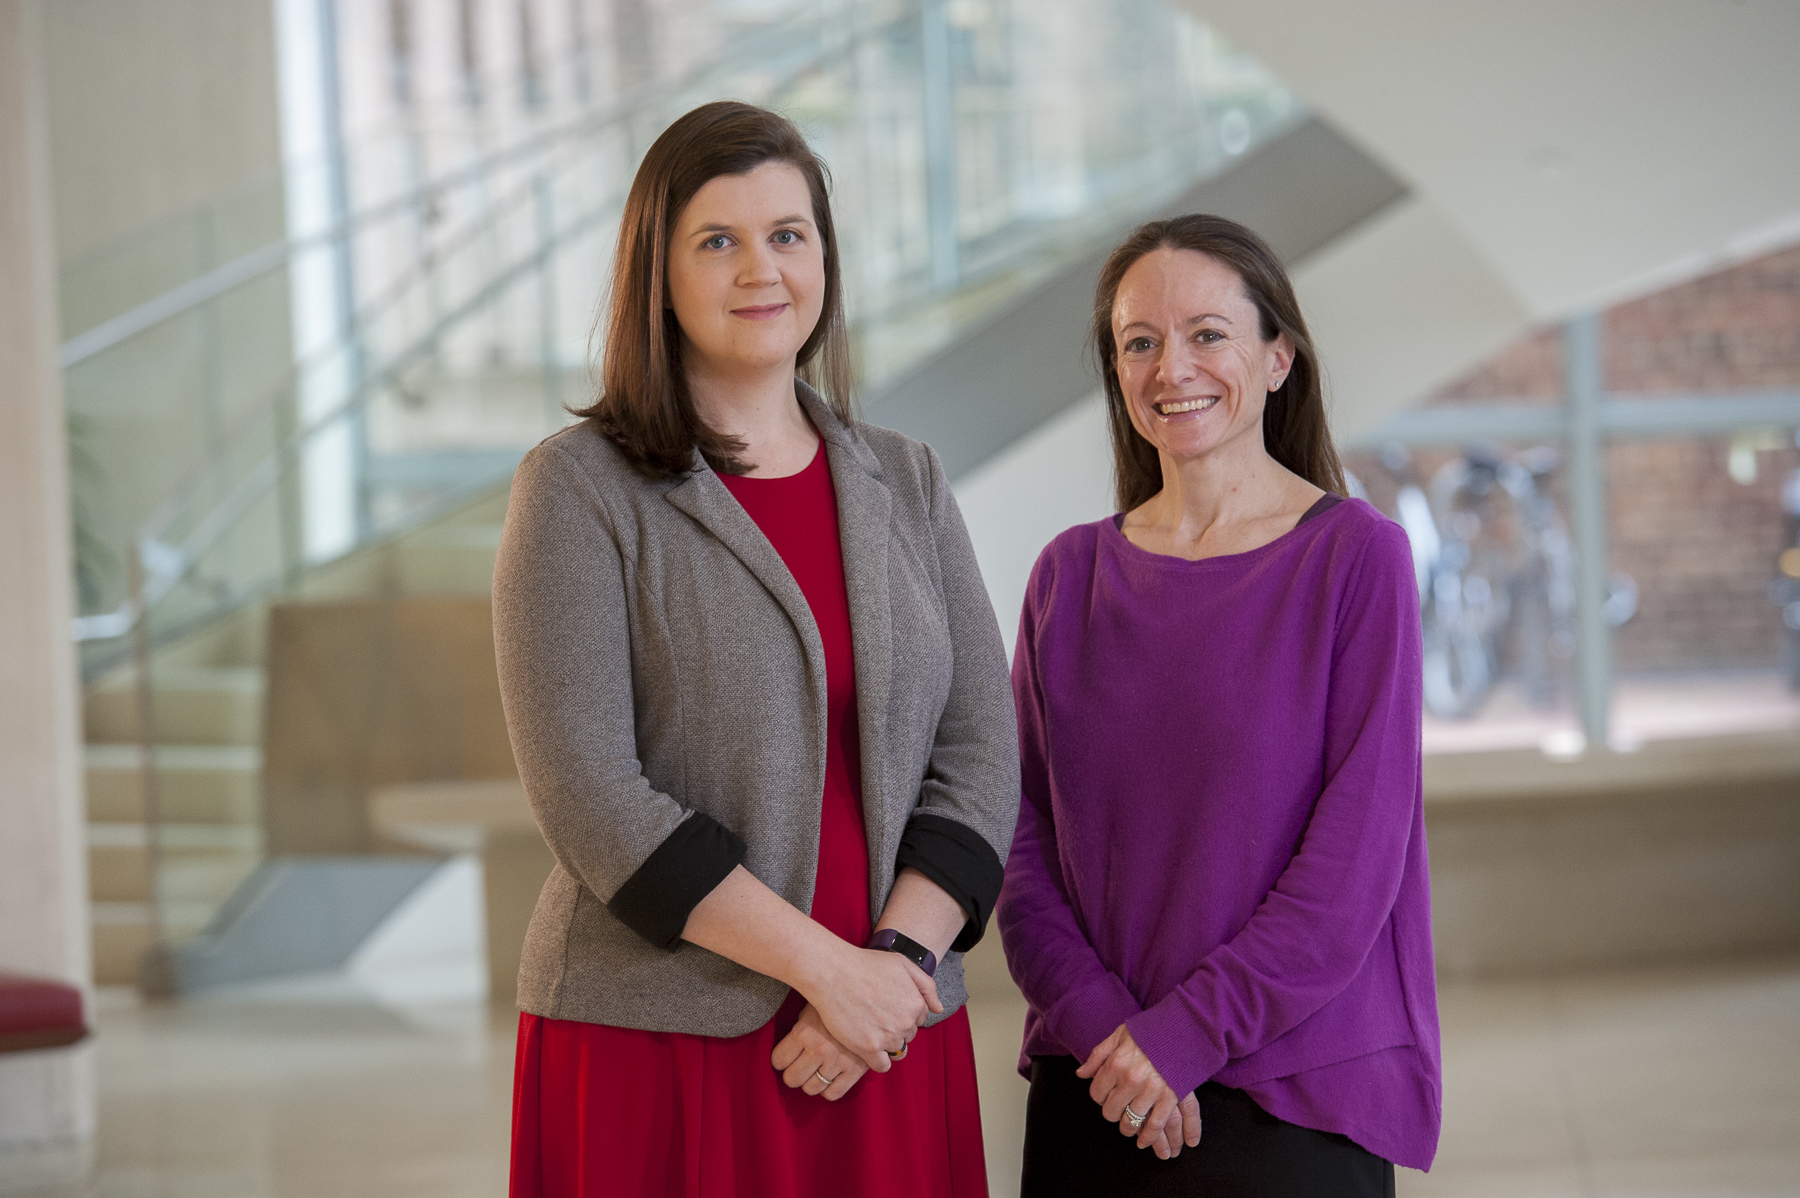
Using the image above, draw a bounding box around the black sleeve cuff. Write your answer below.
[607,812,747,951]
[895,812,1004,953]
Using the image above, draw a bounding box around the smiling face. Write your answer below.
[666,160,826,383]
[1111,246,1294,471]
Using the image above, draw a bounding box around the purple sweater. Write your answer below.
[995,499,1441,1171]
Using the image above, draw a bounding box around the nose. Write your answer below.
[736,241,781,289]
[1155,335,1199,389]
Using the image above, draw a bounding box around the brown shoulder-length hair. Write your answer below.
[1092,213,1345,511]
[573,100,854,477]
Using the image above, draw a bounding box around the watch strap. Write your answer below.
[867,928,938,978]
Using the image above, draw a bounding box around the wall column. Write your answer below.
[0,0,98,1182]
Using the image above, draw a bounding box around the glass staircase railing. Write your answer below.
[69,0,1301,963]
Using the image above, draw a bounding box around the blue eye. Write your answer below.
[703,235,730,250]
[773,229,801,245]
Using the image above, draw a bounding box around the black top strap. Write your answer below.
[1296,492,1345,526]
[1111,491,1344,533]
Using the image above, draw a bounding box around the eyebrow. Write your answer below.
[688,214,814,236]
[1117,312,1235,333]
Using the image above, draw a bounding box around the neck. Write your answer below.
[685,353,817,477]
[1143,432,1292,540]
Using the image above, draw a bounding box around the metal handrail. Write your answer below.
[128,139,595,552]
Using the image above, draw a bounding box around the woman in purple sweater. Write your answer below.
[996,214,1441,1195]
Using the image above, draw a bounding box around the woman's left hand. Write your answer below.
[1077,1024,1192,1152]
[771,1002,872,1101]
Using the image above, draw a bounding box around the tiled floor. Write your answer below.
[13,954,1799,1197]
[55,986,515,1197]
[1403,957,1800,1198]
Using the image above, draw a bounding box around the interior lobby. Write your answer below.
[4,1,1798,1195]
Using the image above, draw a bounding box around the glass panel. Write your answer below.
[1604,433,1800,745]
[1345,440,1585,755]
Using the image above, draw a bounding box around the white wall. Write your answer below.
[952,394,1115,654]
[1291,197,1533,440]
[1174,0,1800,322]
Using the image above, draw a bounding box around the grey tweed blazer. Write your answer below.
[492,384,1020,1034]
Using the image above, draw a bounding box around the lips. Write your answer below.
[1155,396,1218,416]
[732,303,789,320]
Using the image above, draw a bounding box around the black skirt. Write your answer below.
[1020,1056,1395,1198]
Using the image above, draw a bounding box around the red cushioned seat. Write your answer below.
[0,971,88,1053]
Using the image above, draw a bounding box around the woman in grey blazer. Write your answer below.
[495,101,1018,1197]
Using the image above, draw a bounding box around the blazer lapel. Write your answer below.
[663,459,825,671]
[800,388,897,860]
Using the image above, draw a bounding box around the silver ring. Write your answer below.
[813,1068,835,1085]
[1123,1104,1147,1128]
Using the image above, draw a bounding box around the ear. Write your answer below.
[1266,332,1296,392]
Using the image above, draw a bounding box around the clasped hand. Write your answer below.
[770,945,940,1101]
[1079,1025,1203,1160]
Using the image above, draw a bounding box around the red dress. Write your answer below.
[509,440,989,1197]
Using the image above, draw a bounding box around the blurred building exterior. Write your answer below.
[3,0,1798,1187]
[1410,245,1800,674]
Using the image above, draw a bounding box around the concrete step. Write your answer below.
[84,743,260,824]
[83,665,264,746]
[90,899,226,985]
[87,818,264,986]
[87,827,152,903]
[86,822,263,905]
[90,903,155,986]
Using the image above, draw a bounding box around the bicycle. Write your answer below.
[1363,444,1631,720]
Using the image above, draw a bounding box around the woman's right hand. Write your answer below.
[803,944,942,1072]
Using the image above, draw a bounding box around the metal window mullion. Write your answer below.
[1564,312,1612,750]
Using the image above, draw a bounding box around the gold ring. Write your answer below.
[813,1068,835,1085]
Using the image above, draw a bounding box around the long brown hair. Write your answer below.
[1092,214,1345,511]
[574,101,855,477]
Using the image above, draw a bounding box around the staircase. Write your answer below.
[84,646,264,983]
[81,491,509,984]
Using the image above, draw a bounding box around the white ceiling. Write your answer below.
[1171,0,1800,427]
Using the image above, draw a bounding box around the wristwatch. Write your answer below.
[867,928,938,978]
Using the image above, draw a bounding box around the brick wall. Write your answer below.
[1346,243,1800,674]
[1608,437,1798,669]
